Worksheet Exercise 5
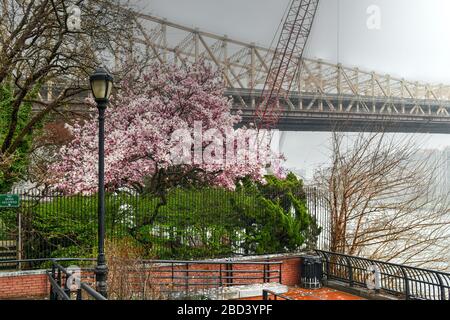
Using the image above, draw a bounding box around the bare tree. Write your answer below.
[0,0,151,189]
[314,130,450,270]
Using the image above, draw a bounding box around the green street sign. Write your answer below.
[0,194,20,208]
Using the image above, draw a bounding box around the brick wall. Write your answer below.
[0,255,303,300]
[0,271,49,299]
[279,256,302,286]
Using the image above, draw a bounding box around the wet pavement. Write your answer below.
[242,287,365,301]
[283,287,364,300]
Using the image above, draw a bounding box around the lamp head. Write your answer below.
[90,68,114,104]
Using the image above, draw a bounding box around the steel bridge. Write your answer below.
[133,14,450,133]
[40,13,450,133]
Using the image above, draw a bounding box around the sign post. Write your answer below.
[0,194,21,269]
[0,194,20,208]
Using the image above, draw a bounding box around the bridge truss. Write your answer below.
[40,12,450,133]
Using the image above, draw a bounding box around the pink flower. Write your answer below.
[49,62,284,194]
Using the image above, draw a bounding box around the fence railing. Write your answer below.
[107,259,283,300]
[262,289,293,301]
[305,187,331,251]
[0,186,330,267]
[48,259,106,300]
[0,257,104,300]
[0,257,282,300]
[316,250,450,300]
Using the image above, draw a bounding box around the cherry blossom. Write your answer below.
[50,62,284,194]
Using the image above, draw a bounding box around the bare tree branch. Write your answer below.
[315,129,450,270]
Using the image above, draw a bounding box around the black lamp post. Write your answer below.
[89,68,113,298]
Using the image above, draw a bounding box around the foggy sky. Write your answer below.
[138,0,450,178]
[142,0,450,84]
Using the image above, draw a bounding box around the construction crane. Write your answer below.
[255,0,320,130]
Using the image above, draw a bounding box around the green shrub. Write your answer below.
[19,173,320,260]
[0,208,17,240]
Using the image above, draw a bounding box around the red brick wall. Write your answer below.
[0,255,303,300]
[0,272,49,299]
[143,256,302,288]
[278,256,302,286]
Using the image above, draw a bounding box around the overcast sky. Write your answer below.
[142,0,450,83]
[138,0,450,178]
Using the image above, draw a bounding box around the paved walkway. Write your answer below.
[242,287,364,300]
[283,287,364,300]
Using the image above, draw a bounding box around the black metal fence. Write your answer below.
[0,186,330,270]
[316,250,450,300]
[1,257,282,300]
[305,187,330,250]
[48,258,106,300]
[262,289,293,300]
[106,259,283,300]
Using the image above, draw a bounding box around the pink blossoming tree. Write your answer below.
[50,62,284,225]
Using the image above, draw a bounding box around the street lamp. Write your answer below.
[90,68,113,298]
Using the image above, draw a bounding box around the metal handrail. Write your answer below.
[0,258,97,273]
[0,257,282,300]
[138,259,284,265]
[316,250,450,300]
[262,289,293,301]
[46,271,70,300]
[48,259,106,300]
[139,260,282,286]
[0,258,96,265]
[106,259,283,299]
[79,282,107,301]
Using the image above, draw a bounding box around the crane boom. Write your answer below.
[255,0,320,129]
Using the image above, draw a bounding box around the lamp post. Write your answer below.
[89,68,113,298]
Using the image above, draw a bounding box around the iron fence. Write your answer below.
[304,187,330,251]
[0,258,102,300]
[262,289,293,300]
[0,257,282,300]
[106,259,283,300]
[316,250,450,300]
[0,187,330,270]
[47,259,106,300]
